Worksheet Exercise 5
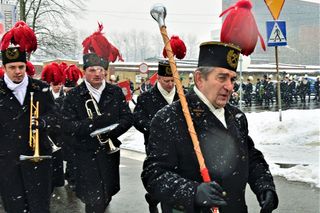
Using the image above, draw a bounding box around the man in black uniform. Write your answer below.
[61,26,133,213]
[134,60,179,147]
[41,62,66,191]
[134,60,179,213]
[0,21,57,213]
[142,42,278,213]
[244,76,253,107]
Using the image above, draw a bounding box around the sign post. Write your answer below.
[264,0,286,122]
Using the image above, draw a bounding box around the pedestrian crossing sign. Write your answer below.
[266,20,287,47]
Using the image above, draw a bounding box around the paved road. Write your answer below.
[49,150,320,213]
[1,149,319,213]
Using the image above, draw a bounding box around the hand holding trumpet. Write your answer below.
[31,116,46,130]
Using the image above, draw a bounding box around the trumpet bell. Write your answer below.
[107,146,120,154]
[51,145,61,153]
[90,123,119,138]
[106,140,120,154]
[47,136,61,153]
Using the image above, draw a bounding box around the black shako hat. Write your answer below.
[157,60,173,77]
[197,41,241,72]
[83,53,109,70]
[1,47,27,65]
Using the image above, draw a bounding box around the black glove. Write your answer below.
[92,113,110,129]
[31,117,46,130]
[195,181,227,208]
[259,190,277,213]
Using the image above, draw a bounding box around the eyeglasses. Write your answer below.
[87,66,105,73]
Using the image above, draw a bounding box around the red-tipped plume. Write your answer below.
[219,0,265,56]
[26,61,35,77]
[163,35,187,59]
[0,21,37,53]
[59,62,68,73]
[82,22,124,62]
[65,64,83,84]
[0,67,4,78]
[41,62,65,85]
[109,44,124,62]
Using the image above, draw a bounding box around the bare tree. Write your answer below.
[108,30,199,62]
[185,33,199,59]
[16,0,87,59]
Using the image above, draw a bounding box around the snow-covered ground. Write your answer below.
[121,98,320,187]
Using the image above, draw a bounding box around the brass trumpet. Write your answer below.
[85,93,120,154]
[20,92,51,162]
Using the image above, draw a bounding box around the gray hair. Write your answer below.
[196,66,216,80]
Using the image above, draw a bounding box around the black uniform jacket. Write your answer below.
[142,92,278,213]
[61,82,133,204]
[133,84,179,145]
[0,77,57,213]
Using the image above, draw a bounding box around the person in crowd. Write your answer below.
[109,74,118,84]
[134,60,180,213]
[299,74,310,103]
[60,23,133,213]
[187,73,195,93]
[264,75,275,106]
[244,76,253,107]
[229,80,240,106]
[280,75,288,106]
[255,78,263,106]
[142,42,278,213]
[286,76,296,107]
[140,78,152,93]
[292,75,299,103]
[60,64,84,190]
[41,62,66,192]
[0,21,58,213]
[314,76,320,102]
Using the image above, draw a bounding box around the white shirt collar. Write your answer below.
[84,79,105,103]
[157,82,176,104]
[193,86,227,128]
[4,73,28,105]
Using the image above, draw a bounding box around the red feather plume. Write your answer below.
[41,62,65,85]
[65,64,83,84]
[0,67,4,78]
[0,21,37,53]
[82,22,123,62]
[109,44,124,62]
[26,61,35,77]
[163,35,187,60]
[219,0,265,56]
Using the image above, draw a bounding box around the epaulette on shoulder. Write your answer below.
[30,78,50,92]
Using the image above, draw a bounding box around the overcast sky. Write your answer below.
[71,0,223,42]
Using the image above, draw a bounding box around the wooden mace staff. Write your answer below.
[150,4,219,213]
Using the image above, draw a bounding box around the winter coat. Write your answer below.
[265,82,275,98]
[142,92,278,213]
[61,82,133,205]
[0,77,57,213]
[140,82,152,93]
[50,93,65,189]
[133,84,179,146]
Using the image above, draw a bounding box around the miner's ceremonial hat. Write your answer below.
[82,22,123,70]
[197,41,241,72]
[157,60,173,77]
[1,21,37,65]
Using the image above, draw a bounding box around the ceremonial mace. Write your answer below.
[150,4,220,213]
